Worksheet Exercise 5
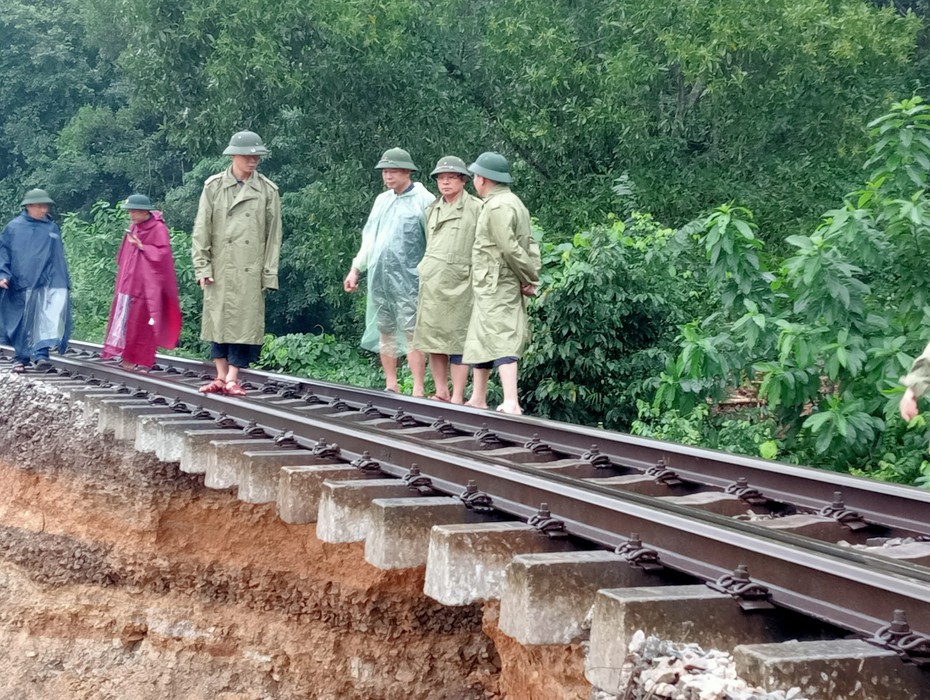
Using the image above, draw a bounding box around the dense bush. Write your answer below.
[642,98,930,481]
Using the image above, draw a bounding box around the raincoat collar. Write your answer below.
[20,212,53,224]
[483,184,511,201]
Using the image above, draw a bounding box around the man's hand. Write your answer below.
[343,268,360,293]
[0,278,8,289]
[520,283,537,297]
[900,387,920,422]
[198,277,214,289]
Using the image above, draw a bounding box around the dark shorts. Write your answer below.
[210,342,261,368]
[471,356,518,370]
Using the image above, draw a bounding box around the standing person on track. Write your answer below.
[461,152,541,415]
[0,189,71,373]
[101,194,182,370]
[412,156,482,403]
[343,147,434,396]
[192,130,282,397]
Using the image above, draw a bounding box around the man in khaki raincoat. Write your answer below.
[343,147,434,396]
[412,156,483,403]
[900,342,930,420]
[462,152,540,415]
[192,130,282,396]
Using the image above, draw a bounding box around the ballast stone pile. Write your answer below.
[589,631,809,700]
[0,371,96,431]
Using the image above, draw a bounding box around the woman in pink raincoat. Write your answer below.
[101,194,182,369]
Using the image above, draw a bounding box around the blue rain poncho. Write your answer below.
[351,182,434,355]
[0,212,72,360]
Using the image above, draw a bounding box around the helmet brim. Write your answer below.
[467,163,512,183]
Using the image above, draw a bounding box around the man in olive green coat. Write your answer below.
[462,152,540,415]
[192,130,282,396]
[413,156,483,403]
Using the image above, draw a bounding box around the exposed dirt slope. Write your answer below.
[0,374,505,699]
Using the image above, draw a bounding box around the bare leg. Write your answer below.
[409,349,426,397]
[466,368,490,409]
[214,358,229,382]
[429,353,450,400]
[496,362,522,415]
[226,364,240,384]
[450,362,469,404]
[380,333,399,391]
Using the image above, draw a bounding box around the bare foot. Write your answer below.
[496,401,523,415]
[464,399,489,409]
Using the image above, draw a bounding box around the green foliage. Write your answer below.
[650,98,930,482]
[257,333,382,388]
[2,0,929,334]
[522,214,699,428]
[631,401,781,460]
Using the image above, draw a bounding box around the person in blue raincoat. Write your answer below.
[0,189,71,372]
[343,148,435,395]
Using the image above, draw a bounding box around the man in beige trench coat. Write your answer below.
[462,152,540,415]
[412,156,483,403]
[192,130,282,396]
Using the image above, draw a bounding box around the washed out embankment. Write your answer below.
[0,374,502,699]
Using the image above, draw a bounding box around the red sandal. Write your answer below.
[198,377,226,394]
[223,380,247,397]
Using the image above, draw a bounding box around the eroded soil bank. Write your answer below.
[0,374,588,699]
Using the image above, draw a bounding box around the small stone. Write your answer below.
[628,629,646,654]
[653,682,677,698]
[394,669,415,683]
[24,650,37,658]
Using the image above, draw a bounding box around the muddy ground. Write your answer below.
[0,373,589,699]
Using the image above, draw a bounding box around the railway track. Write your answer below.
[4,341,930,673]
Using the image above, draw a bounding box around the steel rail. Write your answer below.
[62,341,930,536]
[32,353,930,644]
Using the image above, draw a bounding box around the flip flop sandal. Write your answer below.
[428,394,450,402]
[224,380,247,397]
[198,378,226,394]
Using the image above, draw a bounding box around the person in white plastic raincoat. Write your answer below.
[343,148,435,395]
[412,156,482,403]
[462,152,541,415]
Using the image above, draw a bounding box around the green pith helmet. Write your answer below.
[223,130,270,156]
[121,194,154,210]
[375,147,418,171]
[468,151,512,184]
[20,189,55,206]
[430,156,470,178]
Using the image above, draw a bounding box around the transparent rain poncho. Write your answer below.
[353,182,434,356]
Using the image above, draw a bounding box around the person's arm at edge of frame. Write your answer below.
[900,340,930,421]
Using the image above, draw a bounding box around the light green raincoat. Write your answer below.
[192,168,282,345]
[462,185,541,364]
[352,182,435,355]
[412,192,483,355]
